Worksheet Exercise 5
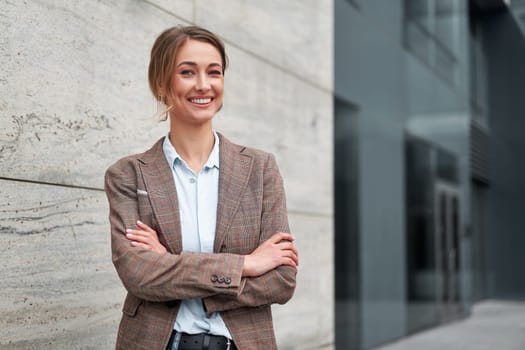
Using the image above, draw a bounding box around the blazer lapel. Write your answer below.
[138,138,183,254]
[214,134,254,252]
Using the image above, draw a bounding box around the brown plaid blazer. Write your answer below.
[104,133,296,350]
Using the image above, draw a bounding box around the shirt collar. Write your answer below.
[205,131,220,169]
[162,131,220,171]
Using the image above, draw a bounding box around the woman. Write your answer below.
[104,26,298,350]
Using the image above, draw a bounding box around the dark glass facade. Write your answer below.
[334,0,525,348]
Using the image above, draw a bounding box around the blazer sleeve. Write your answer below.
[105,158,245,302]
[203,153,297,313]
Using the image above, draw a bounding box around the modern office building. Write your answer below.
[334,0,525,348]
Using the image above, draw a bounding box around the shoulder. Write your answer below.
[218,133,275,165]
[105,138,165,178]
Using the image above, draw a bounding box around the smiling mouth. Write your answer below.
[189,97,213,105]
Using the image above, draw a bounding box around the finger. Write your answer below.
[124,229,136,240]
[281,257,298,268]
[284,250,299,266]
[277,242,299,258]
[126,231,151,244]
[277,241,296,251]
[130,241,151,250]
[126,229,142,237]
[267,233,282,244]
[136,220,156,234]
[269,232,294,244]
[127,229,153,238]
[276,232,294,242]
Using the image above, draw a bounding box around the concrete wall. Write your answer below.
[0,1,333,349]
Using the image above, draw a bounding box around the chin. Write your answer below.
[189,114,216,125]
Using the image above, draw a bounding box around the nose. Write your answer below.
[196,72,210,92]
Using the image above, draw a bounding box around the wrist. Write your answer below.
[242,254,252,277]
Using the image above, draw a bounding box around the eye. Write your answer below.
[180,70,194,76]
[209,70,223,76]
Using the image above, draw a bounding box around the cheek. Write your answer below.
[170,78,190,95]
[214,83,224,97]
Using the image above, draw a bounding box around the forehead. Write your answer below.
[175,39,222,65]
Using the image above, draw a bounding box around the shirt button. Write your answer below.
[189,178,196,184]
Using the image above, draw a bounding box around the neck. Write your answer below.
[168,122,215,173]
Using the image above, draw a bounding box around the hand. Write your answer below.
[125,221,168,254]
[243,232,299,277]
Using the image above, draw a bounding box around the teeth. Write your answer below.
[190,98,211,104]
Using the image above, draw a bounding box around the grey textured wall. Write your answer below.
[0,1,333,349]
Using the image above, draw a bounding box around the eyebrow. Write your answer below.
[176,61,222,69]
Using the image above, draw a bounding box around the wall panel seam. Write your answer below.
[0,177,104,192]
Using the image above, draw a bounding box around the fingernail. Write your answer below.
[126,229,132,233]
[137,220,143,225]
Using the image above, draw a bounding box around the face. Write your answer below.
[167,39,224,126]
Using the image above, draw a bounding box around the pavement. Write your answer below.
[373,300,525,350]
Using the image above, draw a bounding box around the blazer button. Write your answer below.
[224,277,232,285]
[211,274,218,282]
[218,277,225,283]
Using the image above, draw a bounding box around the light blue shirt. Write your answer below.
[162,132,232,338]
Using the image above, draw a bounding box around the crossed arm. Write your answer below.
[106,153,298,310]
[126,220,299,278]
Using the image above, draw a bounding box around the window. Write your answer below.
[403,0,458,85]
[469,1,489,128]
[345,0,360,10]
